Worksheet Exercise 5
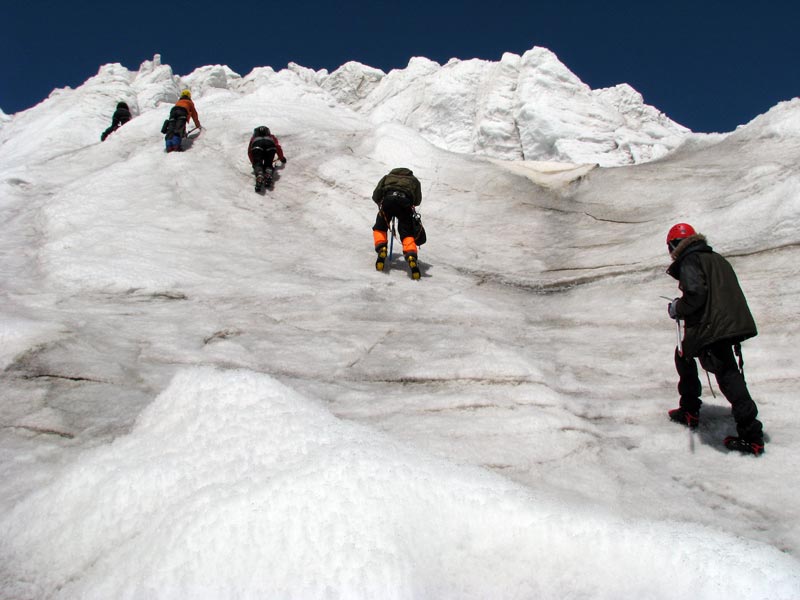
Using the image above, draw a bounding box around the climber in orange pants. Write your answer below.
[371,167,424,279]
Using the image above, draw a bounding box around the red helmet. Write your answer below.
[666,223,696,245]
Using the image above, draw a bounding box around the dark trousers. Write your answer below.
[373,194,415,244]
[675,341,763,441]
[251,148,276,178]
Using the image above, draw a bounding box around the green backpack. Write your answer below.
[381,168,421,205]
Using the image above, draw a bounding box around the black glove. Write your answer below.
[280,157,287,164]
[668,298,680,320]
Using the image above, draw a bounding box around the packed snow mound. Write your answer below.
[1,367,798,599]
[332,47,690,165]
[728,97,800,139]
[0,314,64,371]
[181,64,242,98]
[1,47,689,166]
[321,60,385,104]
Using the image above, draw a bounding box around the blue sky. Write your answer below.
[3,0,798,132]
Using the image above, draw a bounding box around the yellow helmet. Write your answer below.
[180,89,192,99]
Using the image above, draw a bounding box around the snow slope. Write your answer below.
[0,51,799,598]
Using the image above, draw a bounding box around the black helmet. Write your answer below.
[254,126,270,137]
[117,102,129,110]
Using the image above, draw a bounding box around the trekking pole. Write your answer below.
[660,296,682,355]
[660,296,715,397]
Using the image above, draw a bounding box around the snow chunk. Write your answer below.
[352,45,689,166]
[322,61,385,106]
[182,65,242,98]
[139,54,162,71]
[731,97,800,139]
[286,62,327,86]
[1,367,798,598]
[238,66,278,93]
[133,55,181,108]
[489,158,598,190]
[404,55,442,74]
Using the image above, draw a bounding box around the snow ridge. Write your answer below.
[3,47,689,167]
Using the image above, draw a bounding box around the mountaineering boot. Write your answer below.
[724,436,765,456]
[668,407,699,430]
[375,245,388,271]
[406,254,420,280]
[255,175,264,192]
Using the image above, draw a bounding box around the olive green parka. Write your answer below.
[371,168,422,206]
[667,234,757,357]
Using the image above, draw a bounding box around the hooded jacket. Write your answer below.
[111,102,132,128]
[667,234,757,357]
[372,168,422,206]
[101,102,132,141]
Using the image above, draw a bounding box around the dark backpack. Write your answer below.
[114,107,132,125]
[169,105,188,120]
[251,135,276,152]
[163,106,188,137]
[381,172,420,205]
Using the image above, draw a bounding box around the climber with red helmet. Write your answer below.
[665,223,765,455]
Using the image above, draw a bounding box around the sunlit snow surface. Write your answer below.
[1,54,799,598]
[3,368,799,599]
